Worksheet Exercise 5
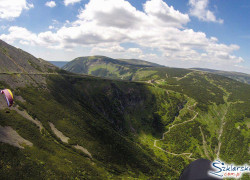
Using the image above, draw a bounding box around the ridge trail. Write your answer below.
[216,107,228,159]
[204,75,231,159]
[154,103,198,161]
[199,126,211,160]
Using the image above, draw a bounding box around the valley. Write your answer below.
[0,41,249,179]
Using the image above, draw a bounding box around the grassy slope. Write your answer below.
[0,44,249,179]
[192,68,250,85]
[136,69,250,165]
[0,72,187,179]
[64,58,249,178]
[118,58,162,67]
[62,56,162,80]
[1,68,249,179]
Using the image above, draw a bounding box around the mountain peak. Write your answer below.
[62,55,163,79]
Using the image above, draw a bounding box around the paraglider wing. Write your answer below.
[1,89,14,107]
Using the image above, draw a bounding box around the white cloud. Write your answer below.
[0,0,34,20]
[91,44,125,54]
[91,46,143,56]
[0,26,61,48]
[0,26,37,44]
[77,0,147,29]
[19,40,29,45]
[127,48,143,54]
[0,0,244,70]
[64,0,81,6]
[139,53,158,61]
[144,0,190,27]
[189,0,223,23]
[90,45,144,59]
[49,25,54,29]
[28,3,34,9]
[1,25,8,30]
[45,1,56,8]
[52,19,59,24]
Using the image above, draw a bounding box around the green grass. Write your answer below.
[0,62,249,179]
[1,74,188,179]
[0,110,108,179]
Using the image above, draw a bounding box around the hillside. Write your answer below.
[192,68,250,84]
[62,56,162,80]
[63,57,250,85]
[117,58,163,67]
[0,41,249,179]
[0,40,56,74]
[50,59,161,69]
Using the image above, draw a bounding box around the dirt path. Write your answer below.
[199,126,211,160]
[216,108,228,159]
[0,72,57,75]
[204,75,231,159]
[174,72,193,81]
[154,103,198,160]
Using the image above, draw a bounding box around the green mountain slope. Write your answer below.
[117,58,162,67]
[192,68,250,84]
[0,41,249,179]
[0,43,187,179]
[62,56,162,80]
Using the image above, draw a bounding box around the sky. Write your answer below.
[0,0,250,74]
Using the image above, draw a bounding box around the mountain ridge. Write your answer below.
[62,55,250,85]
[0,40,56,74]
[192,68,250,84]
[62,56,163,80]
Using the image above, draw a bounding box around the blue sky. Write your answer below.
[0,0,250,74]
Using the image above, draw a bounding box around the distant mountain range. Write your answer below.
[49,61,68,68]
[58,56,250,84]
[61,56,162,80]
[192,68,250,84]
